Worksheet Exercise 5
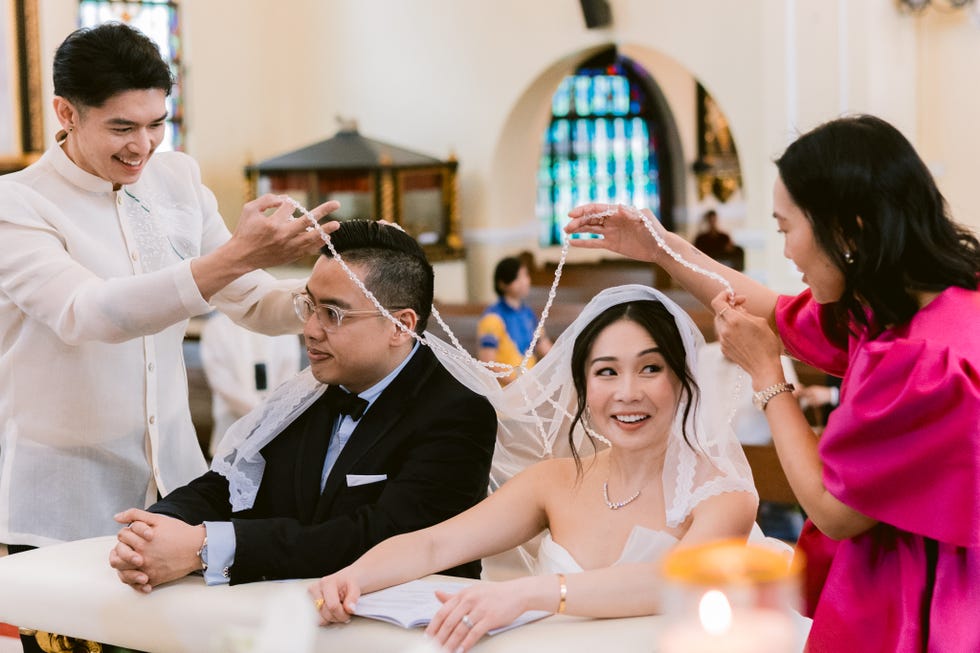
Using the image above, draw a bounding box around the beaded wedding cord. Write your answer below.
[587,205,737,301]
[288,198,582,448]
[586,205,745,424]
[286,198,744,444]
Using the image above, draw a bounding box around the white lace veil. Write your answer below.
[212,283,756,521]
[212,368,325,511]
[427,284,756,528]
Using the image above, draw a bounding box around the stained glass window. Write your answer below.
[78,1,183,151]
[537,53,668,246]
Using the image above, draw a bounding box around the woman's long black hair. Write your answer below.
[776,114,980,333]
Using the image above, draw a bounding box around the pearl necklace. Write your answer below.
[602,481,642,510]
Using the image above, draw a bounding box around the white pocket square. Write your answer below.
[346,474,388,487]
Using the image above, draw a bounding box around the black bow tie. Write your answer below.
[325,385,369,421]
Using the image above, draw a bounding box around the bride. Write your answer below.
[309,285,758,652]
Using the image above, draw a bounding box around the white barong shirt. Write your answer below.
[0,144,301,546]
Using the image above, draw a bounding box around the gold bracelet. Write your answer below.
[556,573,567,614]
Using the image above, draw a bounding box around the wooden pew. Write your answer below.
[743,444,798,505]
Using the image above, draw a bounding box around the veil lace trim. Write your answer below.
[211,284,756,523]
[211,368,326,512]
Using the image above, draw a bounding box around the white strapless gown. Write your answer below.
[533,526,679,574]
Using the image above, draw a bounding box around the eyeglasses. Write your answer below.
[292,292,384,332]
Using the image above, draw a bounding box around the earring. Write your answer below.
[843,251,855,264]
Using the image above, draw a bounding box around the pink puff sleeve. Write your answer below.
[819,338,980,547]
[775,290,849,377]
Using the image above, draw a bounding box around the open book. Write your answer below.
[353,579,550,635]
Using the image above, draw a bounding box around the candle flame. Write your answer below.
[698,590,732,635]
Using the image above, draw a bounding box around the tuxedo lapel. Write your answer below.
[315,347,439,517]
[293,393,337,521]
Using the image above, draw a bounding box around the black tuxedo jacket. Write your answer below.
[151,345,496,584]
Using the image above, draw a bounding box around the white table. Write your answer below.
[0,537,676,653]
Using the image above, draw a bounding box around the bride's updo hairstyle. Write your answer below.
[567,300,699,475]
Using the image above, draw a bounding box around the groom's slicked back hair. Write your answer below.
[323,221,434,334]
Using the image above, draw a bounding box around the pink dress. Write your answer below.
[776,285,980,652]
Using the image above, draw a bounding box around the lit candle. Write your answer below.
[658,540,805,653]
[660,590,797,653]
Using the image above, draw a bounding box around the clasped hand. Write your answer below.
[108,508,206,593]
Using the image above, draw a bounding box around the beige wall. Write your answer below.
[916,9,980,232]
[35,0,979,302]
[179,0,339,221]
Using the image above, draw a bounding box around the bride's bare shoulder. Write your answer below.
[526,452,602,486]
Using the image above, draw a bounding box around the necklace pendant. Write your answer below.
[603,481,641,510]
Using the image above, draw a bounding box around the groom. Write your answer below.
[110,220,497,589]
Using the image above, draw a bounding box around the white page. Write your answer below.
[353,579,550,634]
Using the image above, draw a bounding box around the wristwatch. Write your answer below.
[752,382,796,411]
[197,536,208,572]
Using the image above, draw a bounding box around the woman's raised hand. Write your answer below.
[564,203,668,263]
[710,290,785,387]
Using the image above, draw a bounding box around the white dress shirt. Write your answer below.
[0,144,301,546]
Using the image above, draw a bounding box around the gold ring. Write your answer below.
[314,598,325,610]
[461,614,474,629]
[718,306,731,319]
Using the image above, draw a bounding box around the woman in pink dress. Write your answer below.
[565,114,980,652]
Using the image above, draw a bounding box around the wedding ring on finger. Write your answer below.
[717,306,731,319]
[314,598,325,610]
[461,614,474,629]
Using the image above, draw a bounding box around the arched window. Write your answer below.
[537,49,675,246]
[79,0,184,151]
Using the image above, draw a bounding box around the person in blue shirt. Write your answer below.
[477,256,552,384]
